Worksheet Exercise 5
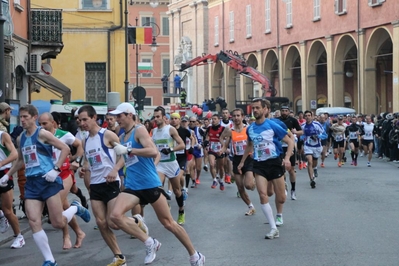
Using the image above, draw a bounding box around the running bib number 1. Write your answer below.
[234,140,246,156]
[22,145,40,169]
[254,142,275,161]
[157,143,171,160]
[123,142,139,167]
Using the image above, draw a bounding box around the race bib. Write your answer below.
[22,145,40,169]
[335,134,344,141]
[233,140,246,156]
[157,143,171,160]
[365,132,372,137]
[123,142,139,167]
[254,142,275,161]
[349,132,358,139]
[210,141,222,152]
[306,136,318,146]
[87,151,103,170]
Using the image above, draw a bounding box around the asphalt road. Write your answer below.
[1,153,399,266]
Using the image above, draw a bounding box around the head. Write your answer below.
[170,113,181,127]
[203,117,210,127]
[109,103,136,130]
[274,110,281,118]
[0,102,13,120]
[251,98,271,120]
[351,115,357,124]
[211,114,220,126]
[106,113,117,128]
[232,108,244,126]
[221,108,230,120]
[337,115,344,124]
[280,106,290,118]
[165,114,171,125]
[153,106,166,127]
[51,111,62,128]
[297,111,304,119]
[77,105,98,132]
[319,114,326,123]
[19,104,39,129]
[289,110,294,117]
[304,110,313,123]
[38,112,56,132]
[365,115,372,124]
[189,116,197,129]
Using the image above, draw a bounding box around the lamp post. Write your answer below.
[124,0,129,102]
[0,0,6,102]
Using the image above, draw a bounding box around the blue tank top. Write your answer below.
[20,127,53,177]
[121,126,162,190]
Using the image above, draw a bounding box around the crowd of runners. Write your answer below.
[0,98,398,266]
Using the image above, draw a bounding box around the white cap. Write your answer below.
[109,102,136,115]
[74,108,80,117]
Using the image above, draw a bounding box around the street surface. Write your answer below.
[1,154,399,266]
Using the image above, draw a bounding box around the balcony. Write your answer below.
[30,9,63,59]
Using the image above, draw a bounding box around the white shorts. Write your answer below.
[156,161,180,178]
[304,145,323,159]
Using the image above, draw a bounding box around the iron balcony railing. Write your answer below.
[31,9,63,45]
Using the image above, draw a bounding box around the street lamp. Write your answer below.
[150,36,159,52]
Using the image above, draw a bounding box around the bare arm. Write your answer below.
[70,138,84,162]
[134,126,159,158]
[39,129,69,169]
[170,127,185,151]
[4,136,23,177]
[0,133,18,167]
[220,127,231,154]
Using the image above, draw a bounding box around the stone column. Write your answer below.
[326,35,334,108]
[300,41,309,111]
[392,21,399,112]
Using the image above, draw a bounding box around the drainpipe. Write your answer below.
[27,0,32,103]
[107,0,123,93]
[357,0,361,112]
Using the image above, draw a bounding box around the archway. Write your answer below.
[365,28,392,114]
[211,61,223,111]
[308,40,327,110]
[263,50,279,96]
[334,35,357,109]
[245,53,259,99]
[283,45,301,110]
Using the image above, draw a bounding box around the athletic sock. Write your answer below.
[62,206,77,223]
[33,230,54,262]
[260,203,276,229]
[291,182,296,191]
[185,174,191,188]
[351,151,354,160]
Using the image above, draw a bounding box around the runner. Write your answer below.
[220,108,233,184]
[151,106,187,225]
[345,115,364,166]
[238,98,294,239]
[109,102,205,266]
[318,114,330,167]
[78,105,126,266]
[220,108,256,215]
[188,116,205,184]
[296,111,306,170]
[301,110,327,188]
[362,115,375,167]
[2,104,90,266]
[330,116,347,167]
[0,130,25,248]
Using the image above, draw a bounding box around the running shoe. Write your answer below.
[338,162,342,167]
[177,213,185,225]
[310,179,316,189]
[360,152,364,157]
[245,208,256,216]
[42,261,58,266]
[0,217,9,233]
[275,215,283,227]
[285,182,288,196]
[133,214,149,235]
[219,181,225,191]
[265,228,279,239]
[291,190,297,200]
[190,252,206,266]
[107,256,126,266]
[367,162,371,167]
[303,163,307,169]
[314,169,318,178]
[71,200,91,223]
[166,190,173,198]
[225,175,231,184]
[203,165,209,172]
[351,161,354,165]
[320,162,325,168]
[190,182,196,188]
[237,191,241,198]
[144,238,161,264]
[354,160,357,166]
[11,235,25,249]
[298,162,303,170]
[334,153,338,160]
[211,181,218,189]
[182,189,188,201]
[195,178,200,184]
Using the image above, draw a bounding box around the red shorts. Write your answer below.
[186,150,193,161]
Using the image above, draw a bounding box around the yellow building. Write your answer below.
[31,0,126,104]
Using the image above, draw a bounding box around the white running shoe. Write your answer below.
[144,238,161,264]
[0,217,9,233]
[275,215,283,227]
[190,252,206,266]
[133,214,149,236]
[291,190,297,200]
[265,228,279,239]
[11,235,25,249]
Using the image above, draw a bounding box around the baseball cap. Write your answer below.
[171,113,181,119]
[181,116,188,121]
[109,103,136,115]
[0,102,13,113]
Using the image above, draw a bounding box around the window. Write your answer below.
[214,16,219,46]
[368,0,385,6]
[162,58,170,77]
[81,0,109,10]
[163,97,171,105]
[142,17,157,35]
[334,0,347,15]
[141,58,152,78]
[246,5,252,38]
[313,0,320,20]
[286,0,292,28]
[265,0,271,33]
[229,11,234,42]
[144,97,152,106]
[85,63,106,102]
[15,66,25,91]
[161,16,169,36]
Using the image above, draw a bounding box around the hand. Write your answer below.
[188,147,194,154]
[237,162,244,175]
[282,158,291,171]
[113,142,129,155]
[0,174,9,187]
[310,135,318,141]
[106,169,118,183]
[160,148,172,155]
[202,140,209,148]
[43,169,60,182]
[70,161,80,171]
[79,167,88,179]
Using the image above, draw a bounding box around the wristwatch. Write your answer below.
[170,148,174,152]
[53,165,61,172]
[127,147,133,154]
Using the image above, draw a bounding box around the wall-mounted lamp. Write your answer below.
[345,71,354,78]
[149,0,159,8]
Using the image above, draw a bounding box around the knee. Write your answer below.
[160,218,175,232]
[107,219,120,230]
[95,218,108,230]
[109,212,122,226]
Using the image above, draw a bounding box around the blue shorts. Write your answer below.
[24,175,64,201]
[193,147,203,158]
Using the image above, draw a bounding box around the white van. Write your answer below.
[316,107,356,116]
[49,100,108,115]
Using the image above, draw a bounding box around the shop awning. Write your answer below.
[29,74,71,104]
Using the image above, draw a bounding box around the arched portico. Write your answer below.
[283,46,301,110]
[307,40,327,110]
[244,54,259,99]
[365,28,393,114]
[264,50,280,97]
[211,61,223,109]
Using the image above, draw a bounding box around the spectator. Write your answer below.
[161,74,169,93]
[0,102,13,132]
[174,74,182,94]
[180,88,187,107]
